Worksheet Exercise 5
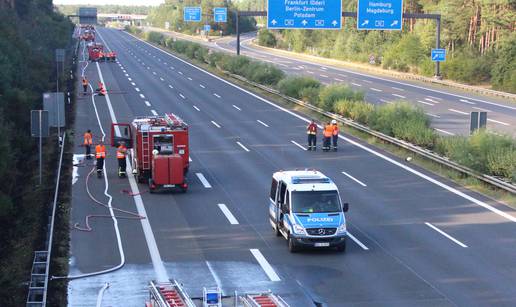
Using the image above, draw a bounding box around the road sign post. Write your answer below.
[214,7,227,23]
[470,112,487,135]
[31,110,49,185]
[357,0,403,30]
[267,0,342,29]
[183,7,202,22]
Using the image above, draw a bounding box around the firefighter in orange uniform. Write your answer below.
[306,119,317,151]
[84,129,93,159]
[331,119,339,151]
[96,81,107,96]
[95,141,106,178]
[82,77,89,95]
[322,122,333,151]
[116,141,127,178]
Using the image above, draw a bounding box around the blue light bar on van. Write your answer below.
[291,176,331,184]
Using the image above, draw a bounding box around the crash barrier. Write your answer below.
[26,133,66,307]
[225,72,516,195]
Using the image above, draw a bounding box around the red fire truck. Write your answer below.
[88,43,104,61]
[111,113,190,192]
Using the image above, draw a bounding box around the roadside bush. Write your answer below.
[258,29,277,47]
[319,84,365,111]
[491,33,516,93]
[442,49,493,84]
[277,76,321,99]
[243,61,285,85]
[333,100,373,124]
[300,86,321,103]
[146,31,165,45]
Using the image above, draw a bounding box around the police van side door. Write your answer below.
[269,178,279,223]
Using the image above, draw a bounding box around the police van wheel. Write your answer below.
[288,236,299,253]
[336,241,347,253]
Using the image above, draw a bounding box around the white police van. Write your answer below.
[269,170,349,252]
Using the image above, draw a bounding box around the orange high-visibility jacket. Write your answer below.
[332,124,339,136]
[82,78,88,86]
[323,124,333,137]
[95,145,106,159]
[307,123,317,135]
[84,132,92,145]
[116,145,127,159]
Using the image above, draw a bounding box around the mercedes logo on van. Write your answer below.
[318,228,325,235]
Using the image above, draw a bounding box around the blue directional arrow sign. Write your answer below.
[183,7,202,22]
[214,7,227,23]
[204,24,211,32]
[357,0,403,30]
[431,49,446,62]
[267,0,342,30]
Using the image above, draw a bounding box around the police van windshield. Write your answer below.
[291,191,341,213]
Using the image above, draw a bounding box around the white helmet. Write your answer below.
[331,119,337,124]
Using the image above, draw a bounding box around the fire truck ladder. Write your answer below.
[141,125,151,170]
[148,280,195,307]
[239,291,290,307]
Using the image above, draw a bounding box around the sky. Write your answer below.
[53,0,165,5]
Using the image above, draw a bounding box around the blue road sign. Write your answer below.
[214,7,227,23]
[431,49,446,62]
[204,24,211,32]
[184,7,201,22]
[267,0,342,30]
[357,0,403,30]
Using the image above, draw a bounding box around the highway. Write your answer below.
[67,27,516,306]
[156,29,516,137]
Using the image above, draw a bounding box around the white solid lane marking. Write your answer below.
[196,173,212,188]
[370,88,383,92]
[187,77,193,80]
[236,142,250,152]
[351,82,362,87]
[334,78,344,82]
[427,96,443,101]
[391,86,405,91]
[320,66,327,70]
[213,93,221,98]
[347,232,369,250]
[291,140,307,151]
[211,121,221,128]
[179,93,186,99]
[199,84,206,88]
[448,108,468,115]
[168,84,174,89]
[392,94,406,99]
[418,100,434,106]
[145,101,151,107]
[426,113,440,118]
[218,204,239,225]
[151,109,158,116]
[257,120,269,127]
[487,118,510,126]
[434,128,455,136]
[193,105,200,111]
[338,73,348,77]
[130,31,516,224]
[232,105,241,111]
[425,222,468,248]
[140,94,145,99]
[342,171,367,187]
[320,74,329,78]
[425,98,439,103]
[250,249,280,281]
[460,99,476,105]
[135,87,140,92]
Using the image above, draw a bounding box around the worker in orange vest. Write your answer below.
[322,121,333,151]
[95,141,106,178]
[82,77,89,95]
[306,119,317,151]
[331,119,340,151]
[83,129,93,159]
[116,141,127,178]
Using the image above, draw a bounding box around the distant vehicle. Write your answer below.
[87,43,103,61]
[269,170,349,252]
[111,113,190,193]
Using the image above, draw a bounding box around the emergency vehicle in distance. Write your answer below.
[269,170,349,252]
[111,113,189,193]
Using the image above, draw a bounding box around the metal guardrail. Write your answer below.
[26,132,67,307]
[225,72,516,195]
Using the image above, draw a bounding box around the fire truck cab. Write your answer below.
[88,43,104,61]
[111,113,189,193]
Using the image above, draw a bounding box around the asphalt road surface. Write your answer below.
[154,29,516,137]
[67,27,516,306]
